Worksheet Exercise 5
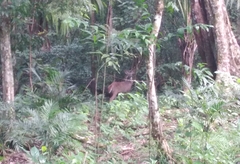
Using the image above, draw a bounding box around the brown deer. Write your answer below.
[107,70,134,101]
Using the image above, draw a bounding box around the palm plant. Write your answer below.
[6,99,89,162]
[0,62,93,161]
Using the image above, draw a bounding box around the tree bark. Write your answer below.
[147,0,173,162]
[90,3,98,94]
[0,20,15,119]
[210,0,240,80]
[192,0,240,80]
[178,33,197,90]
[191,0,217,77]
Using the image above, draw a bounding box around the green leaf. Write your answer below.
[106,57,111,63]
[134,0,145,7]
[30,146,40,158]
[177,27,185,36]
[185,131,192,137]
[192,121,203,131]
[195,25,200,31]
[101,54,109,59]
[39,156,47,163]
[186,26,193,33]
[108,61,113,66]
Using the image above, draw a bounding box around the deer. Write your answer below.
[107,70,135,102]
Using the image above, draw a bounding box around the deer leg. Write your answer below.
[110,92,118,101]
[108,84,113,93]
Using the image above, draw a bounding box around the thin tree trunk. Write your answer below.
[0,22,15,119]
[147,0,173,162]
[90,4,98,94]
[178,33,197,90]
[29,36,33,92]
[176,2,197,90]
[90,3,99,101]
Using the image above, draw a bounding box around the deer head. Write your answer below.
[107,70,134,101]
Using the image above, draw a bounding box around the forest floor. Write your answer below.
[95,108,181,163]
[0,109,180,164]
[1,107,239,163]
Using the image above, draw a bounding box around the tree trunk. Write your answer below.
[178,33,197,90]
[192,0,240,80]
[209,0,240,80]
[147,0,173,162]
[89,7,99,98]
[191,0,217,77]
[90,4,98,93]
[0,21,15,119]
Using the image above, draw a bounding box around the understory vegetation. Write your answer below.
[0,63,239,163]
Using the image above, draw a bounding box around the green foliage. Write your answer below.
[175,121,240,163]
[114,0,150,29]
[82,22,153,74]
[105,92,148,126]
[165,1,179,14]
[9,100,87,150]
[0,0,30,16]
[54,150,95,164]
[0,103,13,154]
[39,43,89,76]
[0,66,93,161]
[177,24,214,38]
[155,64,240,163]
[97,94,149,163]
[157,61,182,88]
[226,0,240,9]
[159,90,184,109]
[46,0,94,35]
[24,146,47,164]
[192,63,215,87]
[173,76,240,163]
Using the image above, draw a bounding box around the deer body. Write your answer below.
[107,70,134,101]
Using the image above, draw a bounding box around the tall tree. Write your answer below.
[0,0,16,121]
[0,10,14,104]
[191,0,240,81]
[147,0,173,162]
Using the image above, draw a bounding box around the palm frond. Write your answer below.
[5,99,89,153]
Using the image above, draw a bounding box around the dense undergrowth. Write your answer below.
[0,69,239,164]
